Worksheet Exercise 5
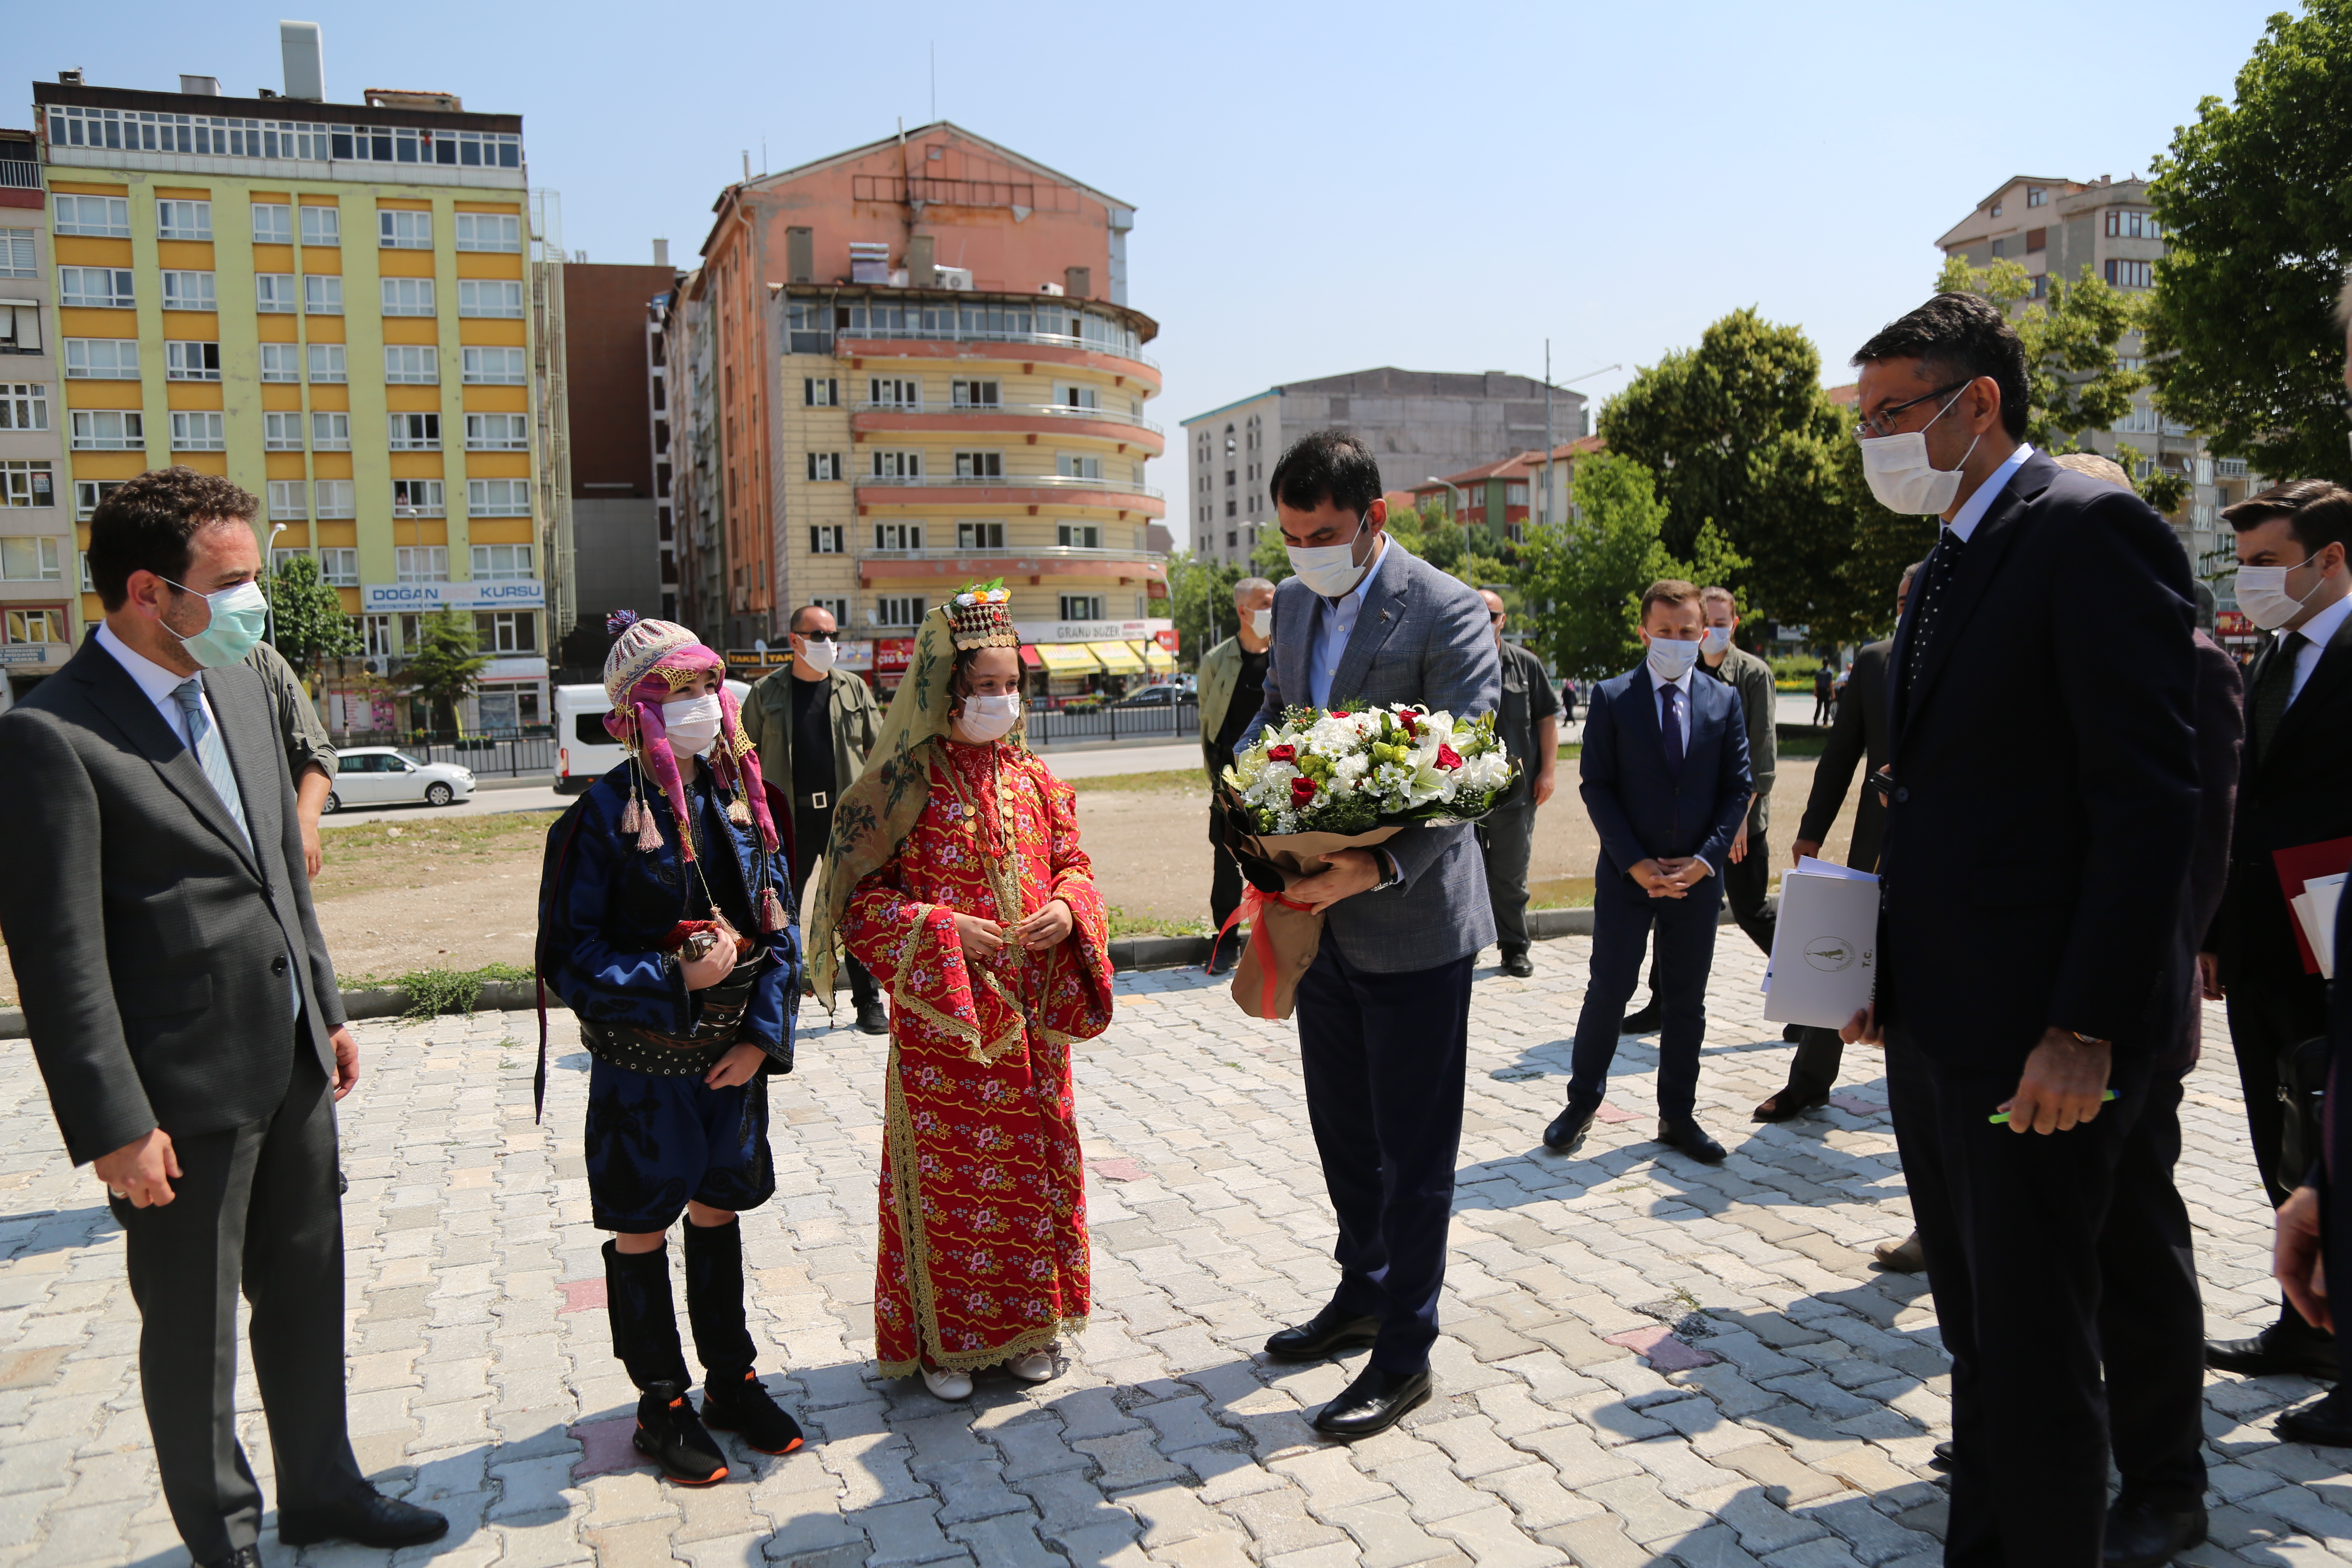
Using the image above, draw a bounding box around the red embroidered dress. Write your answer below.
[844,737,1114,1374]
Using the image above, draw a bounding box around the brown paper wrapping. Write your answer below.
[1226,825,1403,1020]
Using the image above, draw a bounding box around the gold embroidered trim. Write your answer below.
[876,1314,1089,1379]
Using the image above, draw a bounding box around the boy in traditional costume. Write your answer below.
[537,613,805,1481]
[809,586,1115,1400]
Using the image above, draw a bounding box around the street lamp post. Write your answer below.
[1425,477,1467,535]
[263,521,288,647]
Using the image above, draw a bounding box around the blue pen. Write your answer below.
[1989,1089,2118,1125]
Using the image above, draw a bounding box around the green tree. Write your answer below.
[2144,1,2352,487]
[397,607,491,735]
[266,553,361,680]
[1166,550,1245,670]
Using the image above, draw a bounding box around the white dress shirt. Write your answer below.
[1945,442,2036,543]
[1307,534,1391,712]
[97,620,215,743]
[2286,589,2352,706]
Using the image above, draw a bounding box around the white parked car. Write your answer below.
[323,747,477,812]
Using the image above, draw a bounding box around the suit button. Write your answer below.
[272,956,289,975]
[1893,787,1910,803]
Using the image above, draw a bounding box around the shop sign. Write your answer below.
[1013,617,1172,645]
[361,580,547,612]
[874,638,915,674]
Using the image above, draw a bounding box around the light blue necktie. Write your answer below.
[171,677,251,848]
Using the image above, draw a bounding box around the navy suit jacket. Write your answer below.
[1579,662,1752,895]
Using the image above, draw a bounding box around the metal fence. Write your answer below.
[336,734,557,777]
[1027,704,1198,748]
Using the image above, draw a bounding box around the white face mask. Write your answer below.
[1248,607,1274,639]
[1859,388,1981,515]
[2234,556,2322,631]
[661,693,723,753]
[795,636,837,675]
[1699,626,1733,657]
[957,691,1020,742]
[1645,636,1701,683]
[1286,514,1374,597]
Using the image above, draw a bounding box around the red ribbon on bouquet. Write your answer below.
[1208,883,1319,1017]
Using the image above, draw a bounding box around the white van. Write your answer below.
[553,679,751,794]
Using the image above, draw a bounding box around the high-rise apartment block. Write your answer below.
[0,124,68,707]
[560,256,678,643]
[25,27,557,731]
[1181,370,1589,566]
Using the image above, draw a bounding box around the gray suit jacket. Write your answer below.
[0,633,345,1165]
[1240,542,1502,971]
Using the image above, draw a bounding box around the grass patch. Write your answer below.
[1105,905,1211,940]
[312,809,561,900]
[382,960,536,1019]
[1067,768,1207,794]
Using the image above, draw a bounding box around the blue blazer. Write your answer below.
[1579,664,1753,893]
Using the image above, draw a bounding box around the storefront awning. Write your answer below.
[1018,644,1043,669]
[1089,640,1146,674]
[1036,643,1103,673]
[1132,641,1175,673]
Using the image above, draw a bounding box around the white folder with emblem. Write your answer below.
[1761,858,1882,1029]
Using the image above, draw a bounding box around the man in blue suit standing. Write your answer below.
[1546,580,1752,1164]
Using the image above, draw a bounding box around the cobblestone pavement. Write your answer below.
[0,934,2343,1568]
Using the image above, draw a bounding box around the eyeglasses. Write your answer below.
[1854,381,1969,441]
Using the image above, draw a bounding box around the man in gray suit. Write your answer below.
[1239,430,1501,1439]
[0,468,444,1566]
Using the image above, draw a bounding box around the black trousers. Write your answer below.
[794,804,878,1009]
[114,1035,363,1563]
[1209,797,1246,943]
[2225,965,2330,1208]
[1572,878,1723,1119]
[1635,822,1772,1004]
[1888,1035,2203,1568]
[1296,943,1473,1376]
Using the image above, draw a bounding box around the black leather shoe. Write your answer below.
[1265,1304,1381,1361]
[634,1379,729,1484]
[2103,1497,2208,1568]
[2277,1390,2352,1446]
[1544,1101,1600,1154]
[1657,1117,1727,1164]
[198,1549,263,1568]
[854,998,889,1036]
[1205,933,1240,976]
[276,1487,450,1548]
[1313,1365,1432,1439]
[1929,1440,1953,1472]
[1620,1000,1661,1034]
[1751,1085,1829,1123]
[1499,947,1534,978]
[701,1370,805,1454]
[2207,1320,2337,1379]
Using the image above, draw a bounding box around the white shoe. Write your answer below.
[921,1366,973,1400]
[1006,1351,1055,1383]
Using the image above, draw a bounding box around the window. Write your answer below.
[2027,274,2049,299]
[869,376,920,407]
[164,341,221,381]
[874,596,925,626]
[303,274,343,314]
[254,272,296,312]
[263,412,304,450]
[1060,595,1104,621]
[467,479,532,516]
[314,480,354,517]
[53,195,129,237]
[299,205,340,246]
[170,410,225,450]
[873,523,923,551]
[2217,458,2249,479]
[2026,186,2047,207]
[155,199,212,240]
[2112,403,2159,434]
[465,412,529,450]
[306,343,346,382]
[474,610,537,651]
[954,451,1002,479]
[808,525,845,553]
[250,203,293,244]
[60,267,134,308]
[361,614,396,658]
[1056,383,1098,409]
[808,595,851,624]
[270,546,308,575]
[2104,258,2152,289]
[0,229,33,278]
[1056,453,1103,480]
[2026,227,2047,254]
[258,343,301,381]
[388,412,441,450]
[460,346,524,384]
[806,452,843,481]
[379,210,433,249]
[267,479,307,516]
[471,543,534,580]
[385,345,439,383]
[310,411,351,449]
[395,545,448,581]
[1989,237,2007,258]
[870,450,922,479]
[1057,523,1100,549]
[0,301,39,356]
[0,383,48,430]
[381,277,435,316]
[457,279,522,318]
[1989,201,2003,218]
[74,479,124,517]
[803,377,838,406]
[0,461,55,510]
[452,212,521,252]
[4,608,65,645]
[319,547,358,585]
[70,409,143,449]
[160,271,216,311]
[958,521,1004,549]
[2103,209,2163,240]
[952,380,1000,407]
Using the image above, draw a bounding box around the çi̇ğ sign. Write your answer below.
[361,581,547,612]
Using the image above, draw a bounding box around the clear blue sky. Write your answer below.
[15,0,2290,512]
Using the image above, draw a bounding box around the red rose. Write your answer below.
[1329,710,1350,719]
[1436,744,1464,770]
[1267,743,1296,762]
[1290,776,1318,806]
[1399,712,1420,737]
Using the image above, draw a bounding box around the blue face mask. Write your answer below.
[162,578,269,668]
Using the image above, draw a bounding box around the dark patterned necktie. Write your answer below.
[2250,630,2305,761]
[1659,683,1683,776]
[1902,528,1967,706]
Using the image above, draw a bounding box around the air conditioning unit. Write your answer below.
[1037,281,1065,296]
[935,265,973,291]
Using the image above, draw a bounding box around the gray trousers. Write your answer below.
[1478,805,1536,953]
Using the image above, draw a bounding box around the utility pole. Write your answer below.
[1542,340,1553,528]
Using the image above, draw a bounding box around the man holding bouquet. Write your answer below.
[1240,430,1499,1440]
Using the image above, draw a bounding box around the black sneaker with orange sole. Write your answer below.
[634,1380,729,1484]
[700,1370,806,1455]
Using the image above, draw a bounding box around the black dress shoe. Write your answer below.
[2277,1389,2352,1446]
[276,1487,450,1548]
[2103,1497,2207,1568]
[1929,1440,1953,1472]
[1751,1085,1829,1123]
[1499,947,1534,978]
[633,1379,730,1484]
[2207,1320,2337,1379]
[1620,1000,1662,1034]
[1315,1365,1432,1439]
[1205,932,1241,976]
[199,1548,263,1568]
[1544,1101,1600,1154]
[1657,1117,1727,1164]
[854,998,889,1036]
[1265,1304,1381,1361]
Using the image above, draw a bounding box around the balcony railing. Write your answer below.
[822,326,1159,372]
[851,472,1163,500]
[859,544,1165,564]
[0,160,40,191]
[853,400,1163,435]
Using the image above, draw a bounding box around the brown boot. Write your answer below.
[1871,1231,1925,1273]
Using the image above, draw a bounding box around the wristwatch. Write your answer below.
[1372,851,1403,893]
[2062,1028,2109,1049]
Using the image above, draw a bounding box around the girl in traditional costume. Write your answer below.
[537,612,805,1482]
[808,586,1114,1400]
